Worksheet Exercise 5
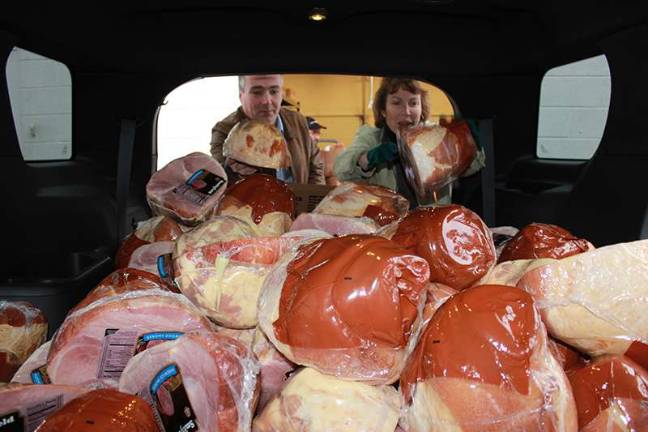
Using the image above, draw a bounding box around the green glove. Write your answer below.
[366,140,398,169]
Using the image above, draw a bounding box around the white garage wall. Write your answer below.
[156,76,240,169]
[537,55,611,159]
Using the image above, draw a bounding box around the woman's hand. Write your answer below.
[365,140,398,169]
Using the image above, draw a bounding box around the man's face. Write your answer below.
[309,128,321,142]
[240,75,283,124]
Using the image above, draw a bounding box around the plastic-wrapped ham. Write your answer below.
[398,119,477,204]
[499,223,593,263]
[12,341,51,384]
[217,174,295,236]
[568,356,648,431]
[224,120,290,169]
[146,152,228,226]
[313,182,409,226]
[477,258,553,287]
[119,332,259,432]
[35,388,158,432]
[258,234,430,385]
[115,215,184,269]
[0,383,88,431]
[253,368,401,432]
[289,212,379,236]
[392,205,496,290]
[174,217,329,329]
[0,301,48,383]
[127,241,176,280]
[47,289,215,387]
[399,284,577,432]
[516,239,648,370]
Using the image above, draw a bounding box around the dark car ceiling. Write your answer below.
[2,0,646,79]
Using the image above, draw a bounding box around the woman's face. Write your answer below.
[382,88,422,136]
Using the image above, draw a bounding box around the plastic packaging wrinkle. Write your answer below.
[498,223,592,263]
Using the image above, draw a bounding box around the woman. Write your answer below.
[333,77,483,206]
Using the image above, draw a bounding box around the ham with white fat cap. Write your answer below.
[289,212,379,236]
[224,120,290,169]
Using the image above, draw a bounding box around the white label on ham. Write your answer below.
[97,329,139,380]
[25,394,63,432]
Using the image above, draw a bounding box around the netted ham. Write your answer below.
[115,215,184,268]
[175,218,329,329]
[392,205,496,290]
[47,290,214,386]
[258,234,430,385]
[119,332,259,432]
[0,383,88,430]
[35,388,158,432]
[217,174,295,236]
[398,119,477,203]
[517,239,648,370]
[12,340,51,384]
[146,152,228,226]
[499,223,592,263]
[217,327,295,413]
[253,367,401,432]
[224,120,290,169]
[0,301,47,382]
[70,268,167,313]
[127,241,175,279]
[290,212,379,236]
[313,182,409,226]
[399,284,577,432]
[568,356,648,431]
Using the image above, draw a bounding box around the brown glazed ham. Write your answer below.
[399,284,577,432]
[289,212,379,236]
[398,119,477,202]
[47,290,214,386]
[253,368,401,432]
[0,301,48,382]
[499,223,592,263]
[517,239,648,370]
[119,332,259,432]
[217,173,295,236]
[0,383,88,430]
[114,215,184,269]
[224,120,290,169]
[35,389,158,432]
[312,182,409,226]
[258,234,430,385]
[568,356,648,431]
[392,205,496,290]
[146,152,228,226]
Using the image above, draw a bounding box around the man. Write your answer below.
[306,116,327,143]
[210,74,325,184]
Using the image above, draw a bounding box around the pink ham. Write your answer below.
[516,239,648,370]
[115,215,185,269]
[127,241,175,277]
[399,284,577,432]
[224,120,290,169]
[0,301,48,383]
[313,182,409,226]
[146,152,228,226]
[119,332,259,432]
[289,212,379,236]
[47,290,215,387]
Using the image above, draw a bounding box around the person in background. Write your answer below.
[306,116,327,144]
[209,74,325,184]
[333,77,484,205]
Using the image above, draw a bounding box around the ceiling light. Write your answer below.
[308,8,328,22]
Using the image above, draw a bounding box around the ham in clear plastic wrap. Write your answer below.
[114,215,184,269]
[568,355,648,431]
[253,367,401,432]
[399,284,577,432]
[392,204,496,290]
[217,173,295,236]
[477,258,553,287]
[498,222,593,263]
[119,332,259,432]
[312,182,409,226]
[47,289,215,387]
[127,241,176,279]
[258,234,430,385]
[174,217,330,329]
[516,239,648,370]
[224,120,290,169]
[11,340,51,384]
[398,119,477,204]
[0,301,48,382]
[35,388,158,432]
[289,212,379,236]
[146,152,228,226]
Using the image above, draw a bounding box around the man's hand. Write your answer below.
[226,158,258,175]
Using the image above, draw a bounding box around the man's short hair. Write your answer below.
[238,74,283,93]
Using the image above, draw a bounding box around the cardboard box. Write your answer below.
[289,183,334,215]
